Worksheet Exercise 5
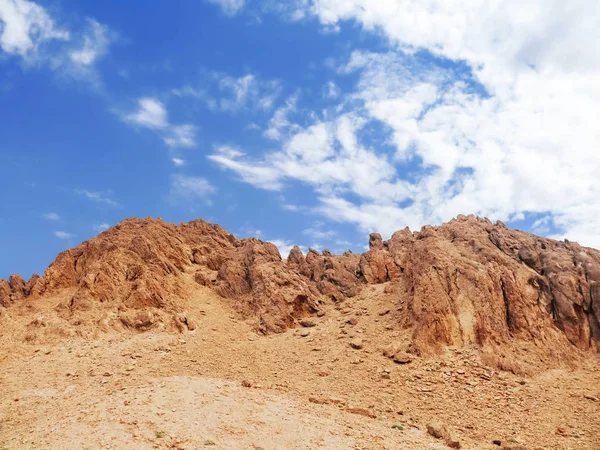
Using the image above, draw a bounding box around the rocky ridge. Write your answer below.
[1,215,599,370]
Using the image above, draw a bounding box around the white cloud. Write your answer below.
[69,19,112,67]
[76,189,119,207]
[93,223,110,232]
[208,145,284,190]
[0,0,114,80]
[163,124,196,148]
[123,97,197,148]
[125,97,168,129]
[264,94,300,140]
[303,226,337,240]
[323,80,340,98]
[54,231,73,239]
[170,175,216,203]
[269,239,296,258]
[42,212,60,221]
[210,0,600,249]
[172,157,186,167]
[174,72,281,113]
[0,0,69,58]
[206,0,245,16]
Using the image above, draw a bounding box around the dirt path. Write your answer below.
[1,282,599,449]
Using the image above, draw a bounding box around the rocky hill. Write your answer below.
[1,215,599,371]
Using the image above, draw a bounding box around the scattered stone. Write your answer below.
[378,309,391,316]
[383,341,403,358]
[300,319,316,328]
[445,431,462,449]
[350,338,363,349]
[309,396,345,406]
[427,420,446,439]
[299,329,310,337]
[427,419,461,449]
[493,440,502,446]
[393,352,413,364]
[583,394,599,402]
[347,318,358,326]
[346,407,376,418]
[241,380,253,388]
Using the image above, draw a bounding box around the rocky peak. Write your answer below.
[1,214,599,371]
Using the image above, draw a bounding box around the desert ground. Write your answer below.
[2,279,599,450]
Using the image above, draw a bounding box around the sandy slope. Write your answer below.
[1,280,599,449]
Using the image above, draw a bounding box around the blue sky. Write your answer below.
[1,0,599,279]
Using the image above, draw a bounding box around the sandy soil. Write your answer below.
[1,281,599,449]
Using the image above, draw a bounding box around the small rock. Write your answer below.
[299,329,310,337]
[427,419,461,449]
[383,341,403,358]
[103,372,113,377]
[241,380,253,388]
[493,440,502,446]
[378,309,391,316]
[393,352,413,364]
[309,396,345,406]
[316,310,326,317]
[350,338,363,349]
[427,420,446,439]
[583,394,599,402]
[346,407,376,418]
[300,319,316,328]
[347,318,358,326]
[445,431,461,449]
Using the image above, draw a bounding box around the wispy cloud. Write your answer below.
[209,1,600,249]
[0,0,115,81]
[122,97,197,148]
[172,157,186,167]
[68,19,112,67]
[42,212,60,221]
[269,239,296,258]
[0,0,69,58]
[124,97,167,129]
[173,72,281,113]
[205,0,246,16]
[169,174,216,204]
[304,226,337,240]
[93,223,110,232]
[323,81,340,99]
[208,145,283,190]
[54,231,73,239]
[163,124,196,148]
[76,189,119,207]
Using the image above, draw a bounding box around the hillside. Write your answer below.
[1,215,599,449]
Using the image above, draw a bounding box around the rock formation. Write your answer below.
[1,214,599,368]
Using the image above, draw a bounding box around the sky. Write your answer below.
[1,0,599,279]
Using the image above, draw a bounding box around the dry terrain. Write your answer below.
[1,277,599,449]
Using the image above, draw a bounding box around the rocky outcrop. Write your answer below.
[1,214,599,366]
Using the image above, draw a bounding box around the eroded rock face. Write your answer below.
[1,215,599,365]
